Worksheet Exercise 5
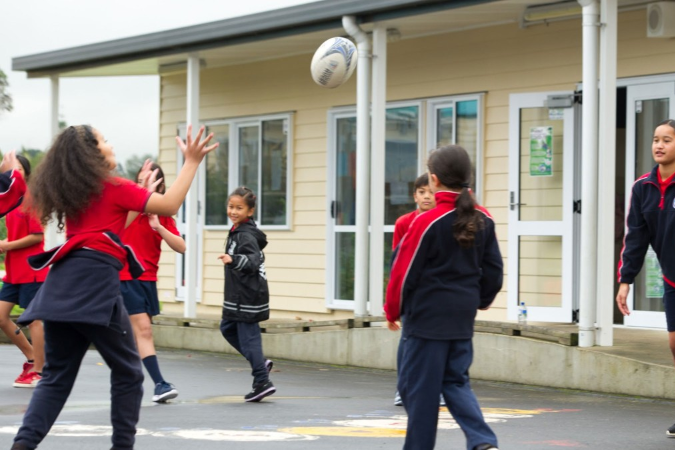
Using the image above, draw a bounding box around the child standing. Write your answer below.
[616,119,675,437]
[391,172,439,407]
[120,162,185,403]
[11,124,216,450]
[217,186,275,402]
[385,145,502,450]
[0,154,47,388]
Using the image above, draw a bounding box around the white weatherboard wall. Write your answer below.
[156,10,675,321]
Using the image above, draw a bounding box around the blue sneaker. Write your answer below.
[152,381,178,403]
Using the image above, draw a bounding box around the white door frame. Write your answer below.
[623,81,675,328]
[507,92,576,322]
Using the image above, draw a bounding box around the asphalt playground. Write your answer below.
[2,344,675,449]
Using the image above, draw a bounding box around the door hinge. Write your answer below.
[573,200,582,214]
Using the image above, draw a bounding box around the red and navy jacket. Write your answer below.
[0,169,26,218]
[618,164,675,287]
[385,191,503,340]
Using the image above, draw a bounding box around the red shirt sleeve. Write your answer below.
[113,178,152,213]
[160,216,181,237]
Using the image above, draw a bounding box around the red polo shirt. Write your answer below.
[3,205,48,284]
[119,214,181,282]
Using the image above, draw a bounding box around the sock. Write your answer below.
[142,355,165,385]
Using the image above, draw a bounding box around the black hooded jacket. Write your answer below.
[222,220,270,323]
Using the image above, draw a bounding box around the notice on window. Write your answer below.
[645,246,664,298]
[529,126,553,177]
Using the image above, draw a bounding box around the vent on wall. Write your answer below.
[647,2,675,38]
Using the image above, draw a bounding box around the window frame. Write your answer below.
[201,112,294,231]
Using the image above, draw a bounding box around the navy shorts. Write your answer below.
[0,282,43,309]
[120,280,160,316]
[664,282,675,332]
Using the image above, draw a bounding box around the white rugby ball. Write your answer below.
[310,37,358,89]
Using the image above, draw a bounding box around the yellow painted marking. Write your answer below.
[279,427,406,438]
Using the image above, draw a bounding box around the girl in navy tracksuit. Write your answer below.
[385,145,503,450]
[11,124,217,450]
[616,119,675,436]
[217,186,275,403]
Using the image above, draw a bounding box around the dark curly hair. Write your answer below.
[27,125,111,230]
[427,145,483,248]
[229,186,257,210]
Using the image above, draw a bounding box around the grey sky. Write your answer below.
[0,0,316,166]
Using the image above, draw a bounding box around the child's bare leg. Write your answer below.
[130,313,156,359]
[28,321,45,372]
[0,301,33,361]
[668,331,675,366]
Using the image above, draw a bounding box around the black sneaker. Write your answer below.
[11,443,29,450]
[265,359,274,373]
[244,380,276,402]
[473,445,499,450]
[667,423,675,437]
[152,381,178,403]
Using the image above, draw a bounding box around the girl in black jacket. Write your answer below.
[218,187,275,402]
[385,145,502,450]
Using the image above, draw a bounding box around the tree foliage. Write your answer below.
[0,69,12,114]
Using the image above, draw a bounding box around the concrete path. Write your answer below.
[1,345,675,449]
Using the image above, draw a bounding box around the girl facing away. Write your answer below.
[0,154,47,388]
[11,124,216,450]
[120,162,186,403]
[385,145,503,450]
[616,119,675,437]
[217,187,275,402]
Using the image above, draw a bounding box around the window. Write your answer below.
[203,114,292,228]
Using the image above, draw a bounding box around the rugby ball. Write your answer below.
[310,37,358,89]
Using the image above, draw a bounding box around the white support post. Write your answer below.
[343,16,372,317]
[369,24,387,317]
[45,75,62,250]
[596,0,617,346]
[578,0,600,347]
[184,53,200,318]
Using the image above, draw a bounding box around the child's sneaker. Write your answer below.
[473,445,499,450]
[244,380,276,402]
[394,391,403,406]
[667,422,675,436]
[265,359,274,373]
[13,372,40,388]
[13,361,34,386]
[439,394,446,407]
[152,381,178,403]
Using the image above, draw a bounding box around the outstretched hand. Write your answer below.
[176,125,218,164]
[137,160,163,193]
[0,150,17,174]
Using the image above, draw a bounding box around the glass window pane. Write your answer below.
[205,124,230,225]
[518,236,562,308]
[261,119,287,225]
[457,100,478,192]
[336,117,357,226]
[385,106,419,225]
[435,106,453,147]
[239,125,259,199]
[335,232,355,300]
[518,107,563,221]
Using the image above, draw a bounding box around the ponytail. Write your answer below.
[427,145,483,248]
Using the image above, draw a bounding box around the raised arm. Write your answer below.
[144,125,217,216]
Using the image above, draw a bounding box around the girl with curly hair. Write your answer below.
[11,124,217,450]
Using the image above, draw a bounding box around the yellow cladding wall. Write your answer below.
[157,9,675,320]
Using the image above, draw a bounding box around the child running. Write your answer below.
[11,124,216,450]
[217,186,275,402]
[0,154,47,388]
[391,173,441,407]
[616,118,675,437]
[120,162,185,403]
[385,145,502,450]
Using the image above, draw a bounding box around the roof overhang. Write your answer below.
[12,0,584,78]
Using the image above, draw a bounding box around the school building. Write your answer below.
[12,0,675,347]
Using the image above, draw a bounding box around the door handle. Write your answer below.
[509,192,527,211]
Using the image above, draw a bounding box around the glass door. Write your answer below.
[623,82,675,328]
[507,92,577,322]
